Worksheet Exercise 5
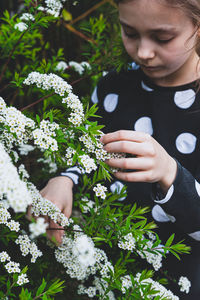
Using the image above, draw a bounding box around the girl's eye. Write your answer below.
[155,37,174,44]
[123,31,138,39]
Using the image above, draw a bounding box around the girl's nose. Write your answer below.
[137,40,155,61]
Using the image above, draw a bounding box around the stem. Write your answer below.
[69,0,110,25]
[0,30,27,84]
[5,279,17,296]
[63,23,97,44]
[0,83,11,93]
[20,92,55,111]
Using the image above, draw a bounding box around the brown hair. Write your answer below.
[115,0,200,55]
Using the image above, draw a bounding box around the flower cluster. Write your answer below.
[55,226,114,282]
[14,12,35,32]
[32,120,59,151]
[62,92,84,126]
[78,277,116,299]
[0,97,35,151]
[121,275,132,294]
[79,132,126,164]
[24,72,72,96]
[65,147,76,165]
[29,183,71,227]
[72,235,96,267]
[38,0,67,17]
[118,232,163,271]
[178,276,191,294]
[56,61,68,72]
[93,183,107,199]
[17,273,29,286]
[15,235,43,263]
[137,239,163,271]
[29,217,48,239]
[0,201,20,232]
[0,143,32,212]
[118,233,136,251]
[80,196,96,213]
[0,251,29,285]
[80,154,97,173]
[14,22,28,32]
[20,13,35,22]
[69,61,91,75]
[134,272,179,299]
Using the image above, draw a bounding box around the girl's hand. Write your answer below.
[40,176,73,245]
[101,130,177,193]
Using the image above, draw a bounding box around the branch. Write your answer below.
[69,0,112,25]
[0,29,27,84]
[63,23,97,44]
[20,92,55,111]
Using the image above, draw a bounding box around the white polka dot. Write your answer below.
[141,81,154,92]
[175,133,197,154]
[195,180,200,196]
[103,94,119,113]
[188,231,200,241]
[152,205,176,223]
[134,117,153,135]
[174,89,195,109]
[110,181,126,201]
[152,205,170,222]
[91,87,98,103]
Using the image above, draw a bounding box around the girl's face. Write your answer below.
[119,0,200,86]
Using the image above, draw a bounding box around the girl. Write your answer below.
[42,0,200,298]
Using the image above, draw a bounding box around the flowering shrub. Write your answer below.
[0,1,191,299]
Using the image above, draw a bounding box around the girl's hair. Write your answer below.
[115,0,200,56]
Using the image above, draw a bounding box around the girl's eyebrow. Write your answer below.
[119,20,177,33]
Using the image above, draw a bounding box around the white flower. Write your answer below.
[0,251,10,262]
[17,273,29,285]
[73,235,96,267]
[29,217,48,239]
[118,233,136,251]
[24,72,72,96]
[135,272,179,299]
[93,183,107,199]
[18,144,35,155]
[56,61,68,72]
[178,276,191,294]
[80,154,97,173]
[14,22,28,32]
[121,275,132,294]
[6,220,20,232]
[0,143,32,212]
[69,61,91,75]
[5,261,21,273]
[15,235,42,263]
[20,13,35,22]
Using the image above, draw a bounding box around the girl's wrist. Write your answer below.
[158,157,177,194]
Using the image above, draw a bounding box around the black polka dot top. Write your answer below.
[62,67,200,298]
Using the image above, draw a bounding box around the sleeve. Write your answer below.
[60,166,83,185]
[152,160,200,241]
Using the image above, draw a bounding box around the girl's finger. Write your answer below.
[114,170,155,183]
[106,157,152,170]
[104,140,154,156]
[101,130,150,144]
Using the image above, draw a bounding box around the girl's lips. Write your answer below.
[141,65,162,71]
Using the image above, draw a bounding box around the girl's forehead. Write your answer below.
[118,0,193,30]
